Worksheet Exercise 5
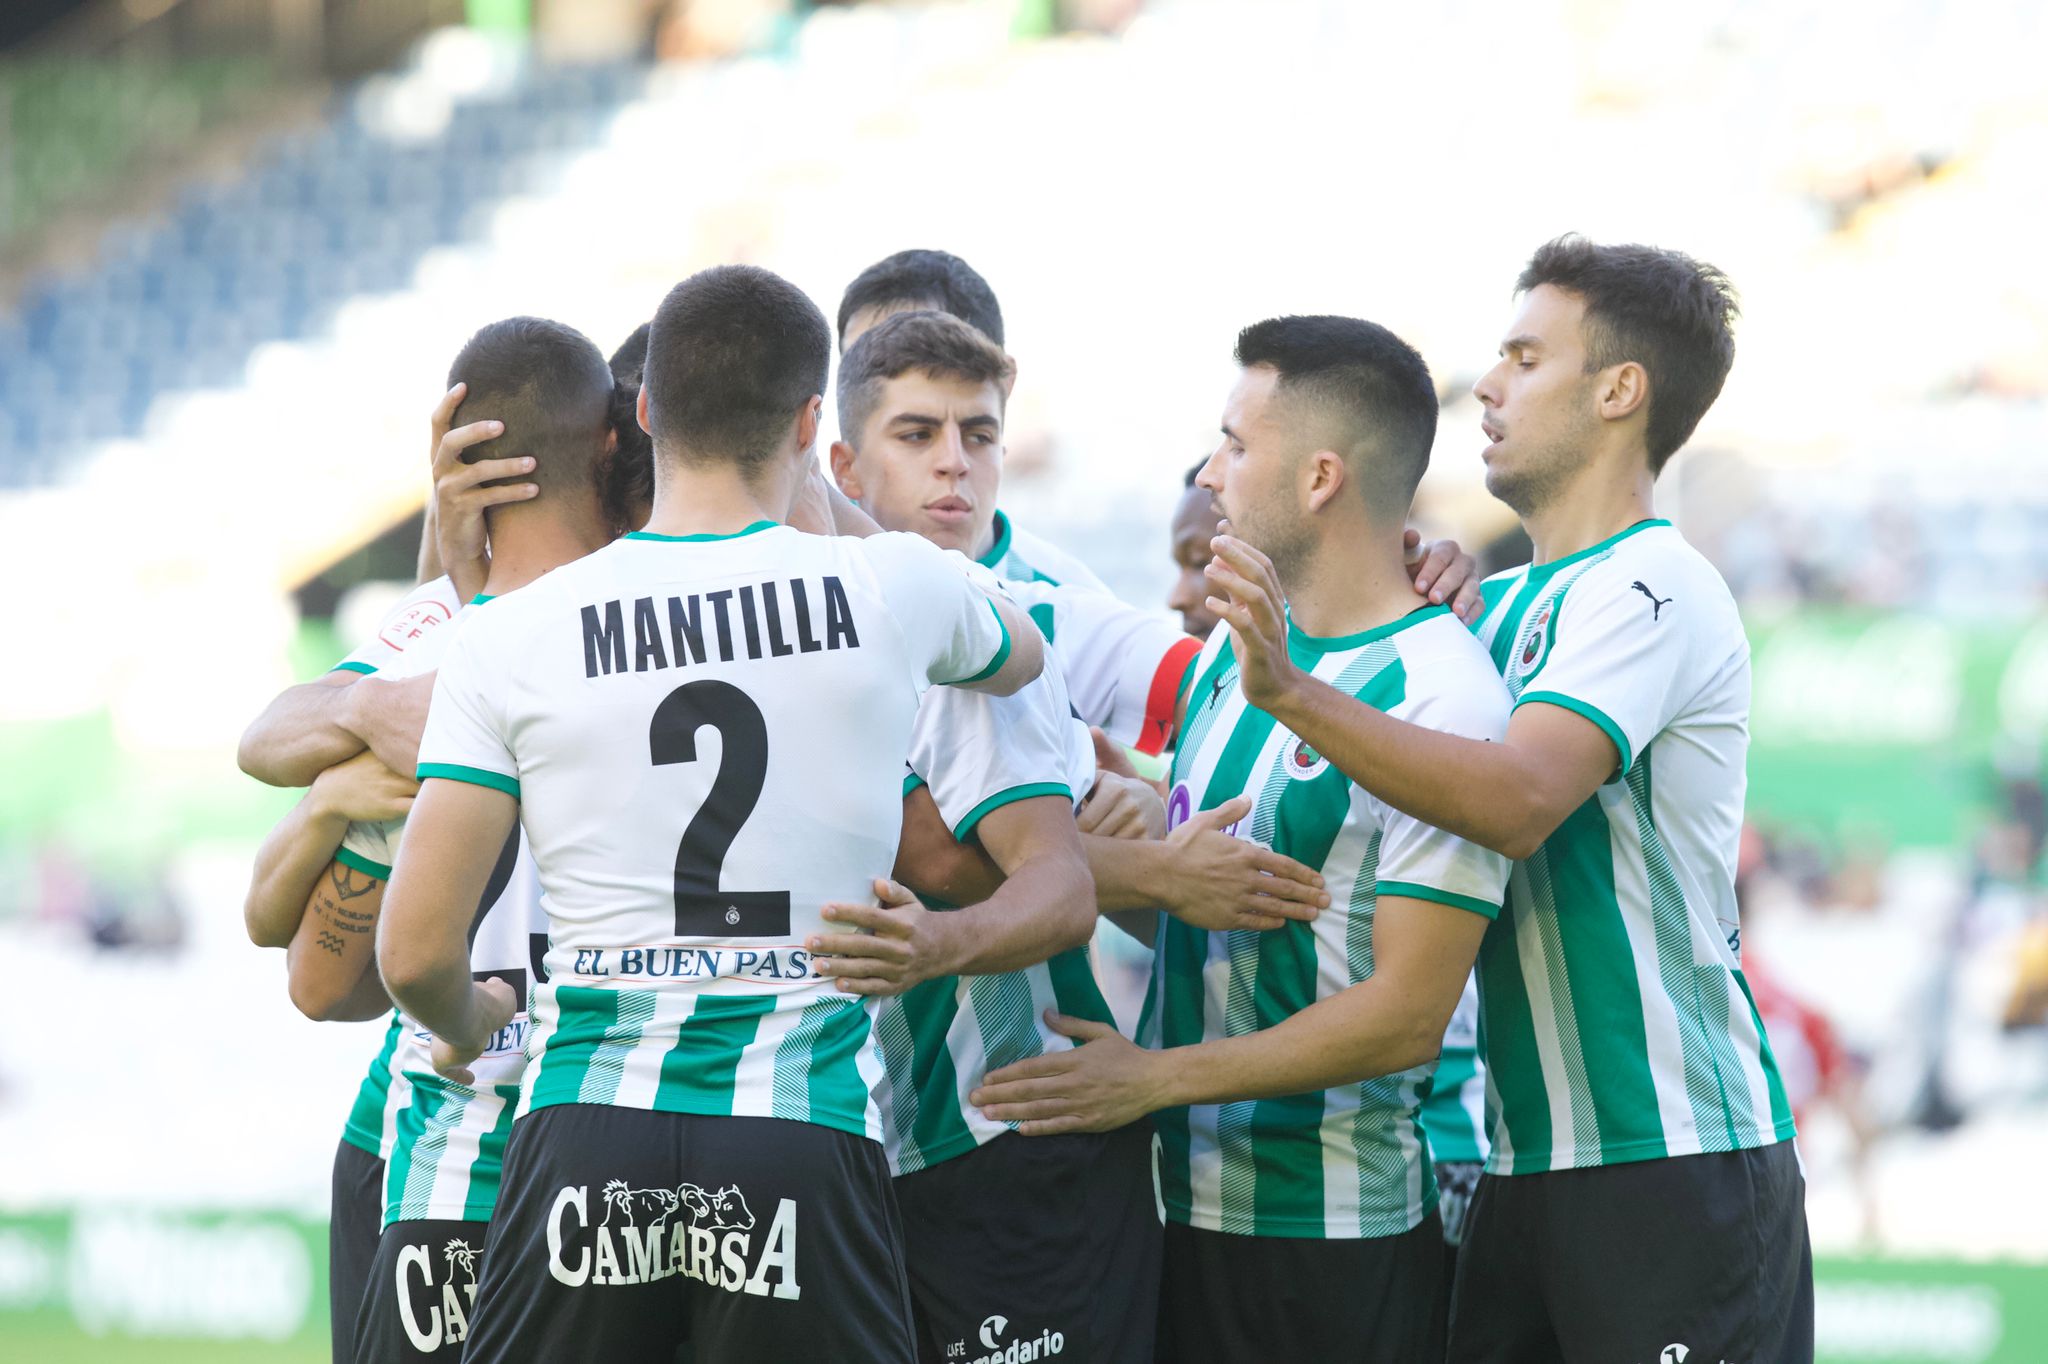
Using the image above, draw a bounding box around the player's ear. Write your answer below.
[795,394,823,454]
[1000,353,1019,400]
[635,384,652,435]
[1597,360,1649,424]
[1303,449,1346,514]
[829,441,863,500]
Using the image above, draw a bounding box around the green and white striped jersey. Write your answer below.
[415,525,1012,1143]
[334,576,463,1164]
[334,586,547,1227]
[975,510,1110,593]
[879,644,1110,1175]
[1142,607,1511,1239]
[1418,976,1487,1166]
[1470,520,1795,1175]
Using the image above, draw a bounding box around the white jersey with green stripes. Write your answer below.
[335,589,548,1227]
[1002,578,1200,760]
[1418,976,1487,1166]
[335,576,462,1165]
[1142,606,1511,1239]
[878,645,1107,1175]
[975,509,1110,594]
[330,576,461,677]
[1470,519,1795,1175]
[415,524,1014,1143]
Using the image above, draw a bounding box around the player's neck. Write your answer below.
[1521,451,1658,565]
[1284,526,1418,640]
[642,456,792,538]
[481,503,611,597]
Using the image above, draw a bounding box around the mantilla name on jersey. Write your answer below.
[543,1177,801,1300]
[580,576,860,678]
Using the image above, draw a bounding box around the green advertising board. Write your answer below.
[0,1209,328,1362]
[1746,611,2048,848]
[0,1207,2041,1361]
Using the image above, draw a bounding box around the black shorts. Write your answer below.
[1447,1140,1814,1364]
[1154,1213,1447,1364]
[331,1138,387,1364]
[460,1104,917,1364]
[893,1123,1162,1364]
[352,1218,491,1362]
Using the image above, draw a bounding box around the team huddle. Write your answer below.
[240,238,1813,1363]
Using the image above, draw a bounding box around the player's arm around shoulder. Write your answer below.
[244,750,414,948]
[860,531,1044,697]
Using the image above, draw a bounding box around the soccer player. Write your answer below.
[974,315,1511,1363]
[243,317,627,1361]
[1167,460,1224,639]
[826,309,1175,1360]
[378,265,1048,1363]
[1163,453,1492,1269]
[1193,238,1810,1363]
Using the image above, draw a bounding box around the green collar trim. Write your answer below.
[470,593,496,605]
[1287,603,1449,657]
[1526,518,1669,580]
[626,520,780,543]
[974,510,1013,569]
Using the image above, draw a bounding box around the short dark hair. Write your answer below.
[836,310,1016,449]
[1516,234,1738,473]
[836,249,1004,348]
[603,323,654,531]
[1232,315,1438,518]
[643,266,830,471]
[445,316,613,494]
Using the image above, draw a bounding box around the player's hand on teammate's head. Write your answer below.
[1204,532,1302,712]
[311,749,419,823]
[348,671,435,782]
[972,1012,1166,1136]
[1161,795,1327,932]
[429,976,519,1086]
[1404,529,1484,625]
[431,389,536,600]
[1079,771,1166,841]
[808,877,959,998]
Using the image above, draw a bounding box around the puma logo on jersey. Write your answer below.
[547,1181,801,1298]
[1631,581,1672,620]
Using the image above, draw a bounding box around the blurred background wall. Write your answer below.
[0,0,2043,1358]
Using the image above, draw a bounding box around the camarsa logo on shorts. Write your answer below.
[396,1236,480,1353]
[546,1178,801,1300]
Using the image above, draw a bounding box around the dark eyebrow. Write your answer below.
[1501,334,1542,355]
[958,414,1000,431]
[886,412,943,427]
[1221,423,1245,446]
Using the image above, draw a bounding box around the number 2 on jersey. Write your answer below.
[649,679,791,937]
